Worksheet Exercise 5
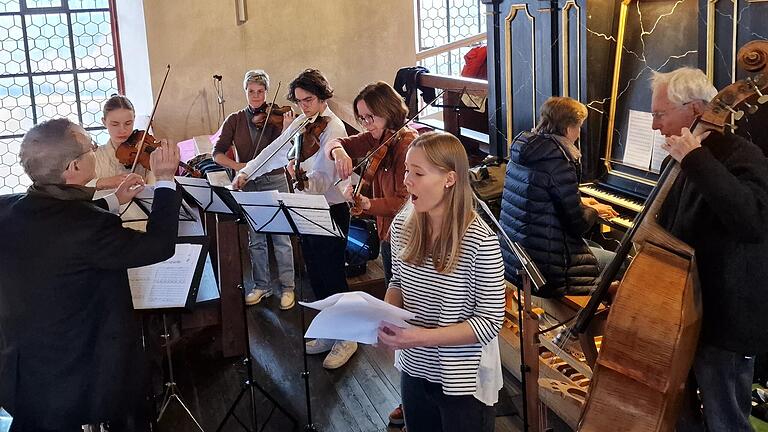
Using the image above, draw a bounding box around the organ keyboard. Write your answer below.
[579,178,650,230]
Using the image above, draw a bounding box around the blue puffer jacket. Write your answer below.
[500,132,599,297]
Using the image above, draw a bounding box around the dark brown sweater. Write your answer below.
[213,108,282,173]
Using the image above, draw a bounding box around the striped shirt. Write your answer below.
[390,210,506,397]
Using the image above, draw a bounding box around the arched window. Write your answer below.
[0,0,122,194]
[416,0,486,76]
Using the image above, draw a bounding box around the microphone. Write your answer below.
[213,74,222,81]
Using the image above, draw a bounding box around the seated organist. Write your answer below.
[499,96,620,297]
[0,118,182,431]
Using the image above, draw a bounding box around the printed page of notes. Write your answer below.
[129,243,203,309]
[623,110,655,170]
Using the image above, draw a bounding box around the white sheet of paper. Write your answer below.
[649,129,668,173]
[129,243,203,309]
[231,190,293,233]
[623,110,655,170]
[300,291,416,345]
[175,176,233,214]
[206,171,231,188]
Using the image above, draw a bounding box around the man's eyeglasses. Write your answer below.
[651,100,697,120]
[74,139,98,160]
[357,114,376,125]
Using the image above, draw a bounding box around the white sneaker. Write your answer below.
[323,340,358,369]
[305,338,335,355]
[280,291,295,310]
[245,288,272,305]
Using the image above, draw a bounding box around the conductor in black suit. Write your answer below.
[0,118,183,431]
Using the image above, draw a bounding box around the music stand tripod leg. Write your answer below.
[293,232,319,432]
[215,216,298,432]
[156,313,205,431]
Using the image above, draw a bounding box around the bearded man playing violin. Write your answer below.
[232,69,359,370]
[214,70,297,311]
[0,118,182,431]
[649,67,768,432]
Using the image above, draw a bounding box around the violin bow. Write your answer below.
[333,88,449,187]
[242,113,318,182]
[249,81,282,161]
[130,64,171,174]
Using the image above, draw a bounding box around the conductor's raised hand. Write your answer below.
[149,139,180,181]
[114,173,145,205]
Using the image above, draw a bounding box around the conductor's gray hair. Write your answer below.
[650,67,717,105]
[20,118,83,184]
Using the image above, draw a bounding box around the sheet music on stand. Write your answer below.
[94,185,205,236]
[128,238,208,310]
[231,190,344,238]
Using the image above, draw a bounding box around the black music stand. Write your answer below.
[234,190,345,432]
[129,238,209,431]
[187,185,299,432]
[473,195,549,432]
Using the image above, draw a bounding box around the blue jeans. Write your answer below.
[676,343,755,432]
[244,173,295,293]
[400,373,495,432]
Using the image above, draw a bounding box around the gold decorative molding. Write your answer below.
[731,0,739,83]
[603,0,656,186]
[504,4,537,147]
[562,1,581,99]
[706,0,718,82]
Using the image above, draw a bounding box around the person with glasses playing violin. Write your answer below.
[329,81,418,289]
[214,70,296,311]
[232,69,358,369]
[649,67,768,432]
[0,118,182,431]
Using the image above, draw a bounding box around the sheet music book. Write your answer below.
[623,110,668,172]
[129,240,208,310]
[175,176,234,214]
[232,190,344,237]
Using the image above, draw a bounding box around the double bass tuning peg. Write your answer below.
[716,98,745,121]
[746,77,768,104]
[743,102,759,115]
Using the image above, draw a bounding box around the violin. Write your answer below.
[350,129,400,216]
[293,116,330,191]
[251,103,294,130]
[115,129,202,178]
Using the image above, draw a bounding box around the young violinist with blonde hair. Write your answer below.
[90,95,155,190]
[377,131,506,432]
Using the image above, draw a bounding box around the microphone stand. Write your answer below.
[473,195,551,432]
[213,74,225,125]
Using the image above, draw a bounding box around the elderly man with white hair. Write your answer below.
[650,67,768,431]
[0,118,182,431]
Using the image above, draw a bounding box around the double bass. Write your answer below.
[576,40,768,431]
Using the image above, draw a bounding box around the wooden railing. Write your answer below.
[408,73,491,160]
